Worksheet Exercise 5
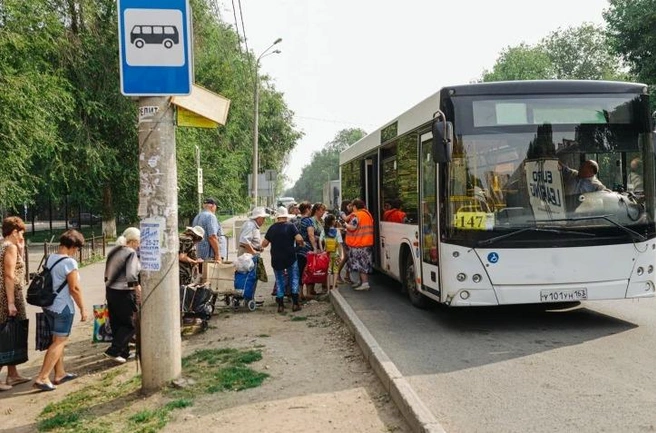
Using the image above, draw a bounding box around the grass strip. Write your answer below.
[36,348,268,432]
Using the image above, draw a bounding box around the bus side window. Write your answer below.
[132,26,141,34]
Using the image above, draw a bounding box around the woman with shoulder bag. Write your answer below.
[33,229,87,391]
[0,217,30,390]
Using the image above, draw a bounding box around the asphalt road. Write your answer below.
[341,272,656,433]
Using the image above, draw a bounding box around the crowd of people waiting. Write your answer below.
[258,198,376,313]
[0,196,376,390]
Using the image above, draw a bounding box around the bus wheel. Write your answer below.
[134,39,145,48]
[404,256,428,309]
[163,39,174,49]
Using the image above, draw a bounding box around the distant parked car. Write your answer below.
[276,197,296,208]
[69,213,101,227]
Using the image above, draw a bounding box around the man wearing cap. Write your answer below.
[179,225,205,286]
[192,198,224,263]
[261,206,305,312]
[238,206,267,256]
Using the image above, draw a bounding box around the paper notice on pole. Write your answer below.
[140,217,165,271]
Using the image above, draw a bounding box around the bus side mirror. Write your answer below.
[432,118,452,163]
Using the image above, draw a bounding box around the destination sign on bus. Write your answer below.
[524,159,566,220]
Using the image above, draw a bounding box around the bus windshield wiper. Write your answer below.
[477,227,595,247]
[545,215,647,242]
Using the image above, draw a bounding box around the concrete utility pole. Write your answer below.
[137,96,182,391]
[252,37,282,207]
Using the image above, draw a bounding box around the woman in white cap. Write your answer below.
[238,206,267,256]
[179,225,205,286]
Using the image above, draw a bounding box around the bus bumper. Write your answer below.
[447,279,655,307]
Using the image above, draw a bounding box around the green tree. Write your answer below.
[482,43,554,82]
[604,0,656,102]
[0,0,74,211]
[176,0,302,220]
[289,128,366,202]
[481,24,627,82]
[541,23,628,80]
[0,0,302,228]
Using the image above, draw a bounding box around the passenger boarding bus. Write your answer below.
[340,80,656,308]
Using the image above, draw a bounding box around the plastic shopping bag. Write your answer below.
[302,251,329,285]
[0,318,28,366]
[92,304,113,343]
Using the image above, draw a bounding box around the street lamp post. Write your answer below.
[253,37,282,207]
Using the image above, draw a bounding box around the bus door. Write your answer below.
[419,132,441,297]
[364,156,381,268]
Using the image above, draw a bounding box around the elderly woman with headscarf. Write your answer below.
[103,227,141,364]
[179,225,205,286]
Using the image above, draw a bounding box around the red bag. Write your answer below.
[302,251,329,284]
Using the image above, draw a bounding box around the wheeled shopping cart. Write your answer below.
[179,282,217,333]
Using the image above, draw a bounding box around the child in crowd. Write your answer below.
[320,214,344,292]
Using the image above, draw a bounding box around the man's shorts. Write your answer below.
[44,305,74,337]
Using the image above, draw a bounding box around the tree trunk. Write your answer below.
[102,183,116,238]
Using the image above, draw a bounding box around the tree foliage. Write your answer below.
[482,43,554,82]
[604,0,656,105]
[288,128,366,202]
[0,0,302,229]
[481,24,628,82]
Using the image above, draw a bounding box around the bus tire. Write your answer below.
[403,255,428,309]
[163,39,174,49]
[134,39,145,48]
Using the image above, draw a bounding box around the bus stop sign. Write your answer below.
[118,0,193,96]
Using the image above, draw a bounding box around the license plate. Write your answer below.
[539,288,588,303]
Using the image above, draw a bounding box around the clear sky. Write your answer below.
[217,0,609,188]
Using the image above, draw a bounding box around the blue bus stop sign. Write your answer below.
[118,0,193,96]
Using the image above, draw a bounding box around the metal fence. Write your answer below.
[42,234,107,265]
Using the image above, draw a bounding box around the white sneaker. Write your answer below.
[354,283,370,291]
[104,353,127,364]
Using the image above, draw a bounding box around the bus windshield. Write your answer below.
[445,93,656,246]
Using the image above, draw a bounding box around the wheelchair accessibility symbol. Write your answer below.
[487,252,499,264]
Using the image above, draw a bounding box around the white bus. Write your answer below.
[340,80,656,308]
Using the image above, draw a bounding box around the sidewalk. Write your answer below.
[6,219,422,433]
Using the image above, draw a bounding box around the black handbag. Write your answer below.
[35,312,52,351]
[0,318,29,366]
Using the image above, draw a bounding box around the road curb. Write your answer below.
[330,289,447,433]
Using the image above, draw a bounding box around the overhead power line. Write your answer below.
[237,0,249,54]
[230,0,243,53]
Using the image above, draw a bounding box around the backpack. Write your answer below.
[325,236,338,253]
[324,227,338,253]
[26,256,69,307]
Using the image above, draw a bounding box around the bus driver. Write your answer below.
[561,160,608,195]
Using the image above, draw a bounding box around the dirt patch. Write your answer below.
[0,297,410,433]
